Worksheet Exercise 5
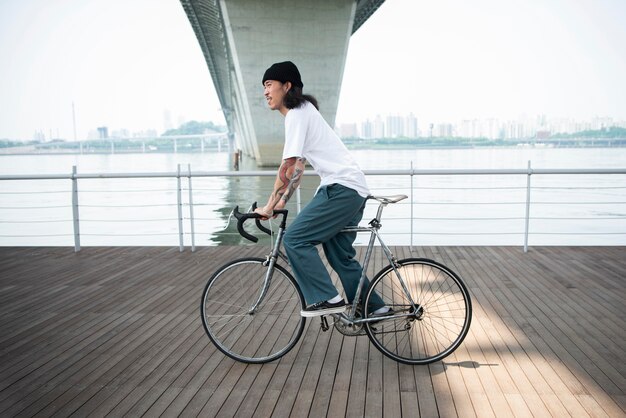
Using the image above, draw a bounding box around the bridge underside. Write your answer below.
[180,0,384,166]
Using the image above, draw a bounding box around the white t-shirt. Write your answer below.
[282,101,370,198]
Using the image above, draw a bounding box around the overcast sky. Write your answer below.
[1,0,625,140]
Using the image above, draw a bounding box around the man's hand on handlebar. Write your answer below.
[254,205,273,220]
[234,202,288,243]
[254,200,286,220]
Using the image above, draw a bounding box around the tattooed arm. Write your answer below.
[255,157,306,218]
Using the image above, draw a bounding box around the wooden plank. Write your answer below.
[364,346,384,417]
[75,314,200,416]
[428,360,458,417]
[0,312,146,413]
[463,247,590,416]
[269,322,325,417]
[288,326,334,417]
[481,246,626,416]
[382,356,401,418]
[1,312,159,416]
[500,246,625,369]
[0,246,624,418]
[345,334,370,418]
[155,340,227,416]
[307,331,344,417]
[196,361,249,417]
[326,330,357,417]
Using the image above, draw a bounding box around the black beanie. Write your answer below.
[262,61,304,88]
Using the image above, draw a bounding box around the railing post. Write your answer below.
[71,165,81,252]
[524,160,532,253]
[188,164,196,252]
[410,161,414,251]
[177,164,184,252]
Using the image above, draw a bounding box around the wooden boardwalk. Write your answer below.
[0,246,624,417]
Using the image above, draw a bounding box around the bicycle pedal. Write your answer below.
[320,316,329,332]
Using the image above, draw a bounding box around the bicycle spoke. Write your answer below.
[365,258,472,364]
[201,258,305,363]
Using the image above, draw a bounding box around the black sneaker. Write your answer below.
[300,300,347,317]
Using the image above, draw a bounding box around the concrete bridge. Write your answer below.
[180,0,385,166]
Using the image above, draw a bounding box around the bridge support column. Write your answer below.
[220,0,356,166]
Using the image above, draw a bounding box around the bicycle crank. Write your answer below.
[334,319,365,336]
[320,316,329,332]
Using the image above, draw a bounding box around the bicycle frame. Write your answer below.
[340,224,419,323]
[248,198,420,322]
[337,201,420,324]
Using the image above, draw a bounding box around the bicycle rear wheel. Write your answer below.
[201,257,306,363]
[364,258,472,365]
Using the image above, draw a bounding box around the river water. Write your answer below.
[0,147,625,247]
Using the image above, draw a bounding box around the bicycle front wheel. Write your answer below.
[201,257,306,363]
[364,258,472,365]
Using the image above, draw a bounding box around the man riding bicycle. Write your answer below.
[254,61,391,318]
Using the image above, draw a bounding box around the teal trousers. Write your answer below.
[283,183,385,309]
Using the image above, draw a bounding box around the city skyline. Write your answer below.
[25,112,626,143]
[337,113,626,140]
[1,0,625,141]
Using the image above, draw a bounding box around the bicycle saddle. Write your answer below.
[368,195,408,204]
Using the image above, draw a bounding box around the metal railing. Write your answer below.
[1,163,625,252]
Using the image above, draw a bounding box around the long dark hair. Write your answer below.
[283,86,319,110]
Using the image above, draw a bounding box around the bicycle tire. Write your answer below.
[200,257,306,363]
[364,258,472,365]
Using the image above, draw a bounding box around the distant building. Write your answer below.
[373,115,385,138]
[484,118,500,139]
[360,119,372,139]
[405,113,419,138]
[504,121,525,139]
[386,114,404,138]
[459,119,479,138]
[97,127,108,139]
[33,130,45,142]
[436,123,453,137]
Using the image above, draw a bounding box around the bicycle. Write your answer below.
[200,195,472,365]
